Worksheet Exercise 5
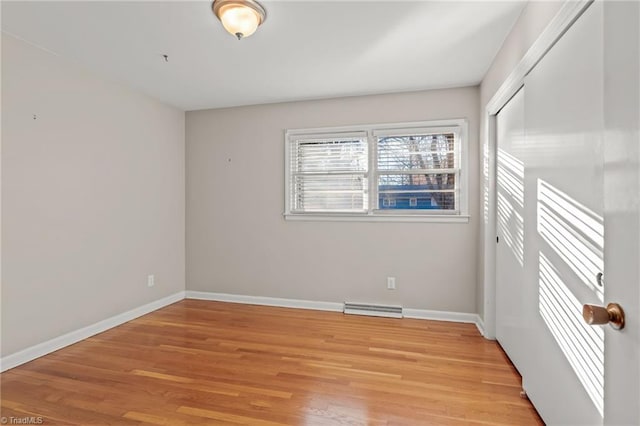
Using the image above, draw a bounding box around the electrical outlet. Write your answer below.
[387,276,396,290]
[147,275,155,288]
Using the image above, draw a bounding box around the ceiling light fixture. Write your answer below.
[212,0,267,40]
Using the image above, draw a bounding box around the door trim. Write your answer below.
[481,0,593,339]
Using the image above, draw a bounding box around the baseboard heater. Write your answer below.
[343,302,403,319]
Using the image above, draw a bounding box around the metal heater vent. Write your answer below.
[343,302,403,318]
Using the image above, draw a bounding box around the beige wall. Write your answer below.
[186,87,479,313]
[477,1,563,319]
[1,35,185,356]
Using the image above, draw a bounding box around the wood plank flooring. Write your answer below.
[1,300,543,425]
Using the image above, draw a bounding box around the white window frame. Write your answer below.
[284,119,469,223]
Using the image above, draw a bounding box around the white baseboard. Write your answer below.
[185,291,343,312]
[403,307,480,325]
[0,291,185,372]
[475,315,486,337]
[186,291,483,331]
[343,309,403,319]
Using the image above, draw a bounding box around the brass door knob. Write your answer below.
[582,303,625,330]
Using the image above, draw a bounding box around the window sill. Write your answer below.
[283,213,470,223]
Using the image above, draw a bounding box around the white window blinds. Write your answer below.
[289,134,368,213]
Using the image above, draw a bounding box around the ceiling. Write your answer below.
[2,1,526,111]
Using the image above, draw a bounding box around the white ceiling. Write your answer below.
[2,1,526,111]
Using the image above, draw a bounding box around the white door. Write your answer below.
[495,1,640,424]
[495,87,528,375]
[522,1,605,423]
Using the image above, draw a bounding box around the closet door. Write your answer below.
[495,88,528,374]
[522,1,604,424]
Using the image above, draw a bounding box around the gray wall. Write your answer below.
[186,87,479,313]
[477,1,564,320]
[1,35,185,356]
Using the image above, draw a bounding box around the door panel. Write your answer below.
[523,1,604,423]
[496,88,528,374]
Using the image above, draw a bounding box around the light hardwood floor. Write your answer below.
[1,300,542,425]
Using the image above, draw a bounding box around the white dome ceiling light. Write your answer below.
[212,0,267,40]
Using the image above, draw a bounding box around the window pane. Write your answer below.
[290,137,368,213]
[292,139,367,173]
[293,175,368,212]
[378,173,456,210]
[378,173,456,190]
[377,134,455,171]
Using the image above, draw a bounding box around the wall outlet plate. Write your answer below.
[387,277,396,290]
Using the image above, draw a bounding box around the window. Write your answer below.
[285,119,468,222]
[288,133,368,213]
